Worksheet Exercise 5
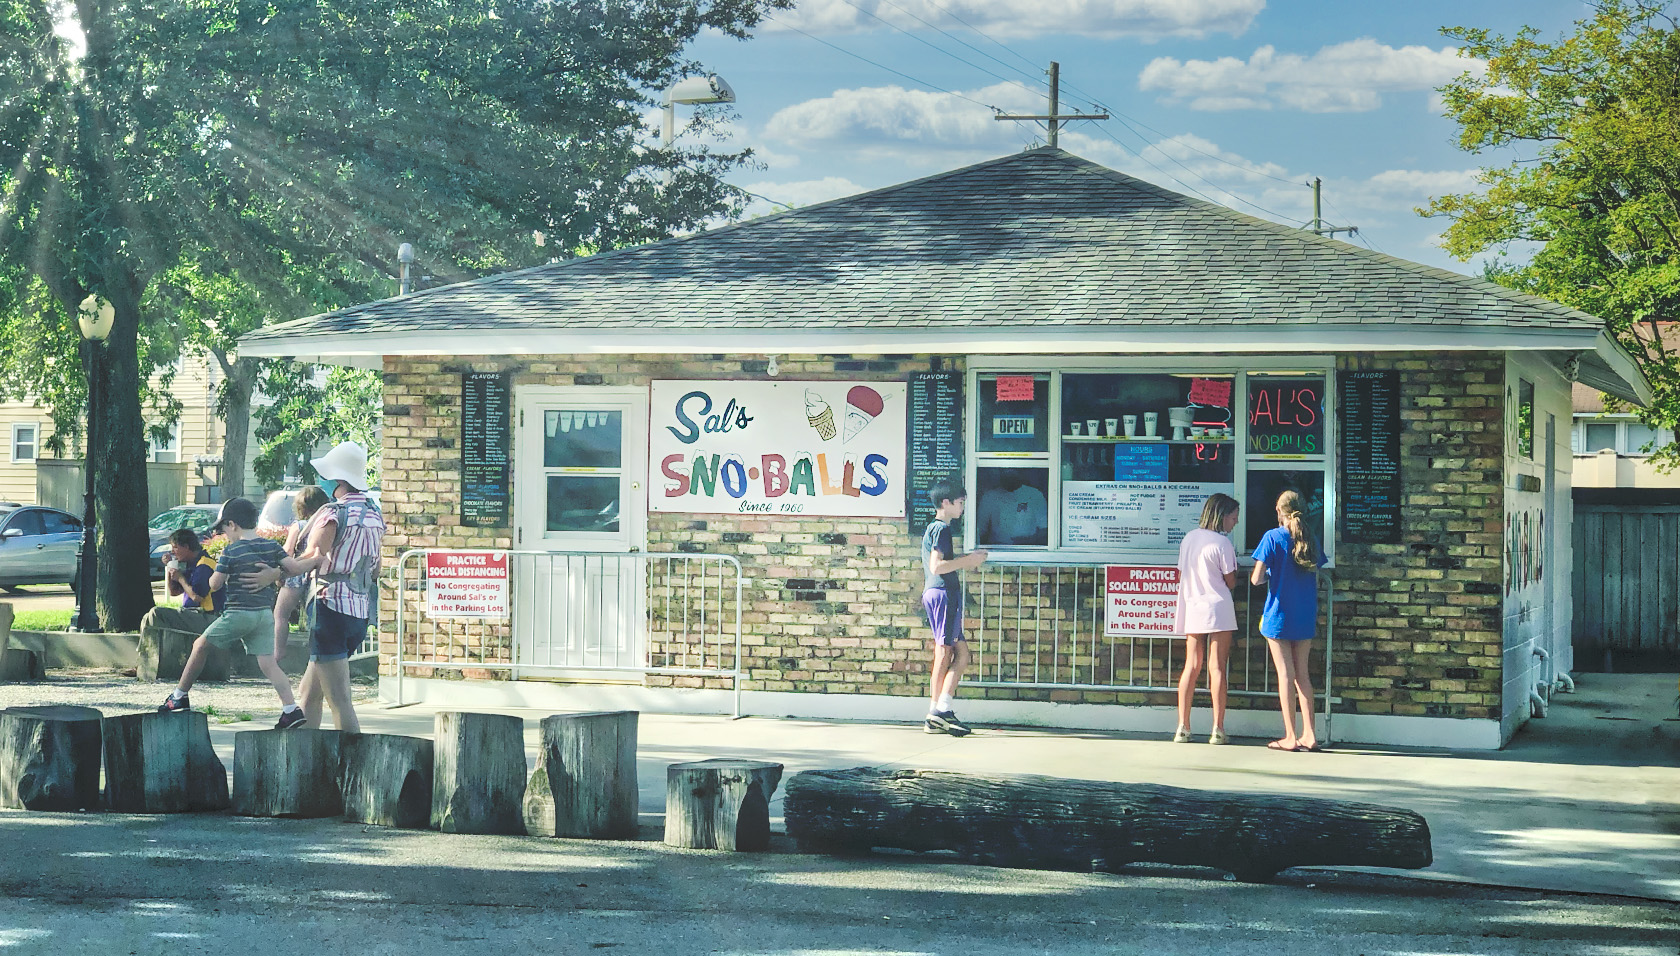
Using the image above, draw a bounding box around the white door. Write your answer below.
[514,387,648,674]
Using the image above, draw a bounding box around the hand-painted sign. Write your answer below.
[426,551,509,619]
[650,380,908,517]
[1104,565,1180,636]
[995,376,1035,402]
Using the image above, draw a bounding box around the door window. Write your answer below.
[541,410,624,535]
[42,511,81,535]
[4,510,44,537]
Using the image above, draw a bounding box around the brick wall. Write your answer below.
[1331,353,1506,721]
[380,351,1508,721]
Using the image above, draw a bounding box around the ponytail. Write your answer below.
[1276,490,1319,569]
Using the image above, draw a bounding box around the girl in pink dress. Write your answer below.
[1173,493,1241,744]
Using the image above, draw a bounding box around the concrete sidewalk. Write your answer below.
[206,672,1680,902]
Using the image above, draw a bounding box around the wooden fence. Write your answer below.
[1572,503,1680,666]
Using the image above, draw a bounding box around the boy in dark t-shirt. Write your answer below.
[920,479,987,736]
[159,497,304,728]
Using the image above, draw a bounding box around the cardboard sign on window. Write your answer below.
[995,376,1035,402]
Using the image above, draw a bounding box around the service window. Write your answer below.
[973,374,1050,548]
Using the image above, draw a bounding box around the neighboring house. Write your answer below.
[242,148,1650,749]
[0,355,258,510]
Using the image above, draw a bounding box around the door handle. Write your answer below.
[629,547,640,553]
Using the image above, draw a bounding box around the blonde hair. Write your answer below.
[294,485,330,522]
[1197,493,1240,531]
[1276,490,1320,569]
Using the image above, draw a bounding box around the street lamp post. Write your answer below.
[72,294,114,633]
[662,76,736,183]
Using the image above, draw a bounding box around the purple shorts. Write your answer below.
[922,587,965,646]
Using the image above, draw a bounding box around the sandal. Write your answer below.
[1266,739,1299,751]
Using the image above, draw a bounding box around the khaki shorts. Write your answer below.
[199,608,277,657]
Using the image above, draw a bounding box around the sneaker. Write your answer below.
[1208,729,1229,746]
[158,693,190,713]
[924,716,946,734]
[1172,727,1193,744]
[932,710,972,737]
[274,708,307,730]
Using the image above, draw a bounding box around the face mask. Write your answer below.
[317,478,338,497]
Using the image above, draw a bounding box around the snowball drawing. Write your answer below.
[843,385,884,441]
[806,390,837,440]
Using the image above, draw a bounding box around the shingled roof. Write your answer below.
[239,148,1648,402]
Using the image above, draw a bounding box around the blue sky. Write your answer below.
[683,0,1598,274]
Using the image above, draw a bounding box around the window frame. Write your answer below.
[148,422,180,464]
[10,422,38,464]
[965,356,1337,567]
[1573,414,1672,457]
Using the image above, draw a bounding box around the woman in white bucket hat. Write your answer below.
[246,440,384,732]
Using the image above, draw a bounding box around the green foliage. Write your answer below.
[1428,1,1680,465]
[252,365,382,487]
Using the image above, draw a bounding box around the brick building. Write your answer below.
[241,149,1648,749]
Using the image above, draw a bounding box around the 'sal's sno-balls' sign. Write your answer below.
[1104,565,1179,636]
[426,551,509,619]
[650,380,907,518]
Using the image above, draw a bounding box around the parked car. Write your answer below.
[148,504,222,579]
[0,504,85,592]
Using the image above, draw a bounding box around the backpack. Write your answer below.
[306,496,384,631]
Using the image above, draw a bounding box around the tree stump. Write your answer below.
[664,758,783,851]
[783,768,1432,883]
[102,711,231,813]
[523,711,639,839]
[0,649,44,682]
[231,729,343,818]
[342,732,434,829]
[0,705,104,811]
[431,712,527,835]
[137,627,231,683]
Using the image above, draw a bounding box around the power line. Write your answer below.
[765,15,1002,113]
[829,0,1036,96]
[1106,113,1301,223]
[914,0,1044,75]
[839,0,1050,101]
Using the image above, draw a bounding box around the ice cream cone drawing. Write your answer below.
[843,385,884,441]
[806,390,837,440]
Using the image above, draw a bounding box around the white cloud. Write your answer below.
[765,0,1263,40]
[1138,38,1480,112]
[762,82,1041,157]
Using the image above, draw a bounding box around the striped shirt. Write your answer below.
[310,492,385,620]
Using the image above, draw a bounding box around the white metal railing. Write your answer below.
[968,561,1335,738]
[391,549,743,714]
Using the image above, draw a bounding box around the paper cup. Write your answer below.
[1143,412,1158,437]
[1104,417,1119,437]
[1123,415,1137,438]
[1070,422,1083,436]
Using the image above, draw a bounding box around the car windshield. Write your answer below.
[148,508,214,533]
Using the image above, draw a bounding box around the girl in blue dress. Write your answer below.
[1249,490,1326,752]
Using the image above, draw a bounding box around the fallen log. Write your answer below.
[232,729,343,818]
[783,768,1431,883]
[341,732,434,829]
[523,711,638,839]
[102,711,230,813]
[664,758,783,851]
[0,705,104,811]
[431,712,527,835]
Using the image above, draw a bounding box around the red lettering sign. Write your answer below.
[995,376,1035,402]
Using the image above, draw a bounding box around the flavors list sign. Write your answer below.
[1105,565,1180,636]
[907,371,964,533]
[461,372,511,527]
[651,380,908,518]
[426,551,510,619]
[1340,370,1402,543]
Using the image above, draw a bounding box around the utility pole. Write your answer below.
[1306,178,1358,239]
[995,61,1108,148]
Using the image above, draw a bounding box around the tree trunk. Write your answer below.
[0,705,104,811]
[523,710,639,839]
[93,288,157,632]
[232,728,343,818]
[341,732,434,829]
[102,711,230,813]
[431,712,527,835]
[783,768,1432,883]
[216,353,258,502]
[664,758,783,851]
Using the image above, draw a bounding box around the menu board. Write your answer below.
[907,371,964,533]
[1339,370,1401,543]
[1064,481,1235,549]
[461,371,511,527]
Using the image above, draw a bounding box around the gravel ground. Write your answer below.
[0,668,377,722]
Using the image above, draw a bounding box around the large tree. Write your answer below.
[1428,1,1680,461]
[0,0,784,628]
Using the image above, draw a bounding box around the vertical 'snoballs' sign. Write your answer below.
[649,380,908,518]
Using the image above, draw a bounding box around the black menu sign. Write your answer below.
[1339,370,1401,543]
[461,371,511,527]
[906,371,964,534]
